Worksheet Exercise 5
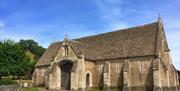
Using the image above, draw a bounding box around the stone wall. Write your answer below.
[35,66,48,86]
[128,56,153,87]
[0,85,20,91]
[85,60,95,87]
[47,39,81,90]
[109,60,123,87]
[157,21,179,88]
[33,34,179,90]
[93,56,154,89]
[94,61,104,88]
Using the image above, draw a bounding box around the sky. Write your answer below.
[0,0,180,70]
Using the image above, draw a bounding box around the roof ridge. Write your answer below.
[75,21,158,40]
[51,21,158,44]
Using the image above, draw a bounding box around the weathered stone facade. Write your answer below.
[0,85,20,91]
[32,18,179,91]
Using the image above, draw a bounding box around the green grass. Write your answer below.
[22,87,39,91]
[88,88,102,91]
[22,87,119,91]
[88,88,120,91]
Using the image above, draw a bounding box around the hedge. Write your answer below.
[0,79,17,85]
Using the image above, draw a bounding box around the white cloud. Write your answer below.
[164,18,180,31]
[109,21,129,30]
[0,23,49,47]
[0,28,36,41]
[171,50,180,70]
[0,21,97,48]
[166,28,180,70]
[0,20,5,28]
[92,0,129,31]
[166,30,180,49]
[61,23,97,38]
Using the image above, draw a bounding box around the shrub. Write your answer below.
[0,79,17,85]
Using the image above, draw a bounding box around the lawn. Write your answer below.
[88,88,119,91]
[22,87,40,91]
[88,88,102,91]
[21,87,119,91]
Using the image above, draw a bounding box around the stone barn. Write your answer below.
[32,18,179,91]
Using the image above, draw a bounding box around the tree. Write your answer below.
[0,39,45,79]
[19,39,45,59]
[19,39,38,50]
[0,39,31,79]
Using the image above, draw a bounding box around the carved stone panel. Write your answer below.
[103,62,110,87]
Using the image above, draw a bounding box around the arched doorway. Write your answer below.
[86,73,90,88]
[60,60,73,90]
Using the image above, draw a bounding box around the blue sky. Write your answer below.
[0,0,180,70]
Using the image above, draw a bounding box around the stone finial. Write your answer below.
[65,34,68,39]
[63,33,69,45]
[158,13,162,24]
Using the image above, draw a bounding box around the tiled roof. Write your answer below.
[36,21,161,66]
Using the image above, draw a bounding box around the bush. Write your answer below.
[0,79,17,85]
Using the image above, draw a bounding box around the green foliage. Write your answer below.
[0,39,31,78]
[19,39,45,59]
[25,50,35,61]
[18,39,46,79]
[0,79,17,85]
[0,39,45,79]
[25,60,37,79]
[19,39,38,50]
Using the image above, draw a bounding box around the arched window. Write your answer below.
[63,45,68,56]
